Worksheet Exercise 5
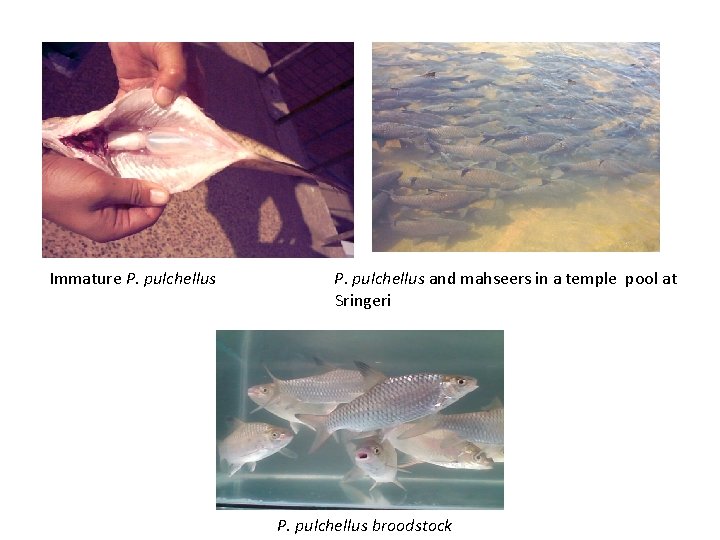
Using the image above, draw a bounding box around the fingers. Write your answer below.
[152,42,187,107]
[99,177,171,208]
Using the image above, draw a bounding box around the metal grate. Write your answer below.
[261,43,354,194]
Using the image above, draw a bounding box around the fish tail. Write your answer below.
[296,414,331,452]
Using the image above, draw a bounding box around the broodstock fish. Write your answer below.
[218,419,297,476]
[428,141,512,163]
[399,407,504,445]
[492,133,562,153]
[456,168,525,190]
[260,360,385,408]
[247,383,338,433]
[343,436,406,491]
[42,87,348,194]
[386,426,494,470]
[298,369,478,452]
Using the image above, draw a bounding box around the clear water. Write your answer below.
[216,330,504,509]
[372,42,660,252]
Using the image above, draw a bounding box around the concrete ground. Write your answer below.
[42,43,352,257]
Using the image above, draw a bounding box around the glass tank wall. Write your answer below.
[216,330,504,509]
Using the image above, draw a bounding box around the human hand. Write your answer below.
[108,42,187,107]
[42,153,170,243]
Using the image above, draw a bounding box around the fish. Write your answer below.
[217,419,296,476]
[493,133,562,153]
[262,361,385,406]
[399,407,504,445]
[372,122,426,140]
[42,87,343,194]
[391,217,471,239]
[427,126,484,140]
[372,170,403,194]
[389,189,488,212]
[456,168,525,190]
[397,176,455,190]
[386,426,494,470]
[557,159,637,178]
[372,192,391,223]
[298,371,478,452]
[247,383,338,433]
[428,141,511,163]
[343,437,405,491]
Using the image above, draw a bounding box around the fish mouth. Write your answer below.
[356,452,369,460]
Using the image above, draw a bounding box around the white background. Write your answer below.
[3,1,719,538]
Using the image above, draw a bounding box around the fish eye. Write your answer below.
[261,386,269,394]
[457,378,466,386]
[373,446,381,455]
[271,431,279,439]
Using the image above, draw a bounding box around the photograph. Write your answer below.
[372,42,659,252]
[216,330,504,509]
[42,42,354,257]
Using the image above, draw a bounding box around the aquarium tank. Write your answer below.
[216,330,504,509]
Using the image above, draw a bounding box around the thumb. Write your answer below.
[101,178,170,207]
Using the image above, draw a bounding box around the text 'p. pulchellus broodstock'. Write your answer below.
[42,87,350,194]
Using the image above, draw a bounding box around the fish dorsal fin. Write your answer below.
[353,361,386,387]
[227,417,246,429]
[483,397,504,410]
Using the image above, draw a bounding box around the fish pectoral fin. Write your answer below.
[393,479,407,491]
[397,457,423,468]
[397,416,439,439]
[279,447,298,459]
[342,465,366,483]
[296,415,331,453]
[289,422,301,434]
[228,463,244,477]
[483,397,504,410]
[247,462,257,473]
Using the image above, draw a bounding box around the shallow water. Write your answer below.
[372,42,660,252]
[216,330,504,509]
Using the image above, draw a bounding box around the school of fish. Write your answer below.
[372,42,660,251]
[217,360,504,493]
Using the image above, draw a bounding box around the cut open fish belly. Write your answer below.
[42,87,332,194]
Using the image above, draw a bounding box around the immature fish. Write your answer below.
[557,159,637,178]
[42,87,339,194]
[217,419,296,476]
[386,426,493,470]
[247,383,338,433]
[263,361,385,405]
[397,176,455,190]
[298,371,477,452]
[343,437,405,491]
[427,126,483,140]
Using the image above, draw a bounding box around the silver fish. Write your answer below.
[217,419,296,476]
[263,361,385,405]
[399,408,504,445]
[387,426,494,470]
[42,87,337,194]
[298,371,478,452]
[247,383,338,433]
[389,189,488,212]
[343,437,405,491]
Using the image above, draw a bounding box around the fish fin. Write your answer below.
[228,463,244,477]
[397,456,423,468]
[229,418,247,429]
[483,397,504,410]
[249,403,266,414]
[393,479,407,491]
[455,208,469,220]
[342,465,366,483]
[289,421,301,434]
[296,414,331,452]
[369,481,381,492]
[353,361,386,387]
[397,416,440,439]
[279,447,298,459]
[247,461,256,473]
